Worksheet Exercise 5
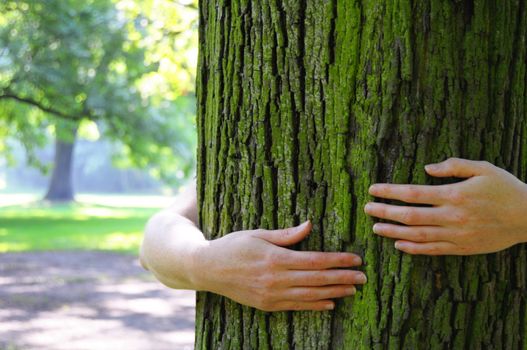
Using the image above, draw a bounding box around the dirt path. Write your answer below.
[0,251,195,350]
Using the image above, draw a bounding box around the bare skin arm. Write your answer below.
[365,158,527,255]
[140,180,367,312]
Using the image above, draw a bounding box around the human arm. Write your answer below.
[140,180,367,311]
[364,158,527,255]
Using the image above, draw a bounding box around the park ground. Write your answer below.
[0,194,196,350]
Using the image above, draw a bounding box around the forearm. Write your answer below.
[140,208,207,290]
[516,181,527,244]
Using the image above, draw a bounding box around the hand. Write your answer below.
[192,221,366,312]
[364,158,527,255]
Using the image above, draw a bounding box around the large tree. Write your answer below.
[195,0,527,348]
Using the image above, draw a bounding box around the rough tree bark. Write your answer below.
[44,124,78,202]
[195,0,527,348]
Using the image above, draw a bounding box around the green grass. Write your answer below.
[0,201,159,254]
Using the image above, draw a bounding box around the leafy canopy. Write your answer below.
[0,0,198,184]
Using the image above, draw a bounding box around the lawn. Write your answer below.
[0,196,166,254]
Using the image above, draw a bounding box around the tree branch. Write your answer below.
[0,92,84,121]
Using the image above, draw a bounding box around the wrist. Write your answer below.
[520,183,527,244]
[188,239,212,291]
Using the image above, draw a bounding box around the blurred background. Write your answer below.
[0,1,198,349]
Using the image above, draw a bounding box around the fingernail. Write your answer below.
[372,223,380,234]
[364,203,373,212]
[353,256,363,265]
[394,241,404,250]
[356,273,367,284]
[346,286,357,295]
[368,185,378,194]
[425,164,437,172]
[325,303,335,310]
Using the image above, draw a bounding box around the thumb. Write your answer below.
[425,157,490,178]
[254,220,312,246]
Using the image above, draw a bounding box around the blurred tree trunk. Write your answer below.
[44,123,78,202]
[195,0,527,348]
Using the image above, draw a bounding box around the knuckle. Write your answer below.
[400,209,417,224]
[338,286,352,297]
[257,300,274,312]
[459,228,473,238]
[290,303,304,311]
[251,229,268,238]
[378,184,389,194]
[456,245,471,254]
[424,248,437,256]
[374,205,386,217]
[314,272,329,285]
[338,253,351,265]
[343,274,355,285]
[340,272,353,284]
[265,251,282,268]
[480,160,492,168]
[301,289,317,301]
[427,246,444,256]
[446,157,460,169]
[253,282,268,297]
[405,186,421,201]
[452,211,469,225]
[460,229,479,243]
[255,228,267,235]
[447,189,465,205]
[307,255,322,269]
[260,273,278,289]
[415,229,428,241]
[311,304,324,311]
[255,289,278,310]
[281,227,293,238]
[401,245,417,255]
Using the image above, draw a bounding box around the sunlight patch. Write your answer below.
[0,242,29,253]
[76,207,132,219]
[98,232,143,251]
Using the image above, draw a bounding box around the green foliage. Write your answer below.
[0,0,198,184]
[0,202,158,254]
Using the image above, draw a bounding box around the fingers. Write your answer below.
[368,183,447,205]
[269,300,336,312]
[284,285,357,302]
[364,202,447,225]
[285,269,367,287]
[254,267,365,312]
[283,251,362,270]
[394,240,459,256]
[425,157,492,178]
[373,223,447,243]
[254,220,312,246]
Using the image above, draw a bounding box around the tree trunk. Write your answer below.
[195,0,527,348]
[44,124,78,202]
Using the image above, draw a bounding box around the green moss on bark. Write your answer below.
[196,0,527,348]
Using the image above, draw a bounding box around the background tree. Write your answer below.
[195,0,527,348]
[0,0,198,200]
